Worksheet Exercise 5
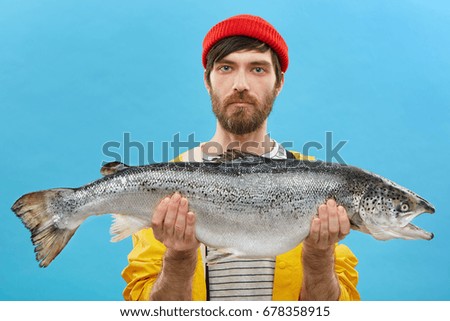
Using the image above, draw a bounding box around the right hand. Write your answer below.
[303,198,350,252]
[151,192,200,256]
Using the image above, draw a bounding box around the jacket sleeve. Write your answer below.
[335,244,360,300]
[121,228,166,301]
[121,228,207,301]
[272,243,360,301]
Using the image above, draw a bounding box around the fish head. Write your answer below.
[355,176,435,241]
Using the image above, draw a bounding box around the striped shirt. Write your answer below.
[205,141,289,301]
[206,248,276,300]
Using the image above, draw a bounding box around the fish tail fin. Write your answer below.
[11,189,79,268]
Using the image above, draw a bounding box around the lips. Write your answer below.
[227,101,254,107]
[223,91,258,107]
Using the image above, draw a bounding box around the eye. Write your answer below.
[400,202,410,212]
[219,65,232,72]
[253,67,265,73]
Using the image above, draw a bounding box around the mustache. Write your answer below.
[223,91,258,106]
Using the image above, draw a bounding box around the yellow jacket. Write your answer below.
[122,151,360,301]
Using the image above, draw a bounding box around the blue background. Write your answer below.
[1,0,449,300]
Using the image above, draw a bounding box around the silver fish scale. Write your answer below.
[11,154,436,268]
[50,160,372,256]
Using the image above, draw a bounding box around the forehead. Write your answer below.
[216,49,273,65]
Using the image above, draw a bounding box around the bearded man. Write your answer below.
[122,14,360,301]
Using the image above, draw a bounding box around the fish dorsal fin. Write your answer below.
[100,161,130,176]
[210,149,267,163]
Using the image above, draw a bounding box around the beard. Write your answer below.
[211,88,278,136]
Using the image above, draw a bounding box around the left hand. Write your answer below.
[303,199,351,251]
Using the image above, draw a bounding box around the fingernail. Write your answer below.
[187,212,195,221]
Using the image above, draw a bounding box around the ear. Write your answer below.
[204,71,211,94]
[275,72,285,96]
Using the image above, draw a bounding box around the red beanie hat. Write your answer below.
[202,14,289,72]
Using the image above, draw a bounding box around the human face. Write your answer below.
[206,50,284,136]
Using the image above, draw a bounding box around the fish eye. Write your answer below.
[400,202,410,212]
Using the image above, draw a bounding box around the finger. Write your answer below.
[307,217,321,244]
[318,203,329,246]
[328,200,340,243]
[184,211,198,243]
[174,197,188,240]
[164,192,181,238]
[338,206,351,240]
[326,198,338,216]
[151,197,170,240]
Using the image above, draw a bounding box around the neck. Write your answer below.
[204,121,273,156]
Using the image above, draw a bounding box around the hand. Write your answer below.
[149,193,199,300]
[151,192,200,256]
[303,199,350,251]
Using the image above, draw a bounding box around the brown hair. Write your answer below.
[204,36,283,88]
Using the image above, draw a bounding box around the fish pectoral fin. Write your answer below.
[110,214,147,242]
[100,162,130,176]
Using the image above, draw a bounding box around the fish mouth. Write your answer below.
[397,201,435,240]
[416,201,435,240]
[397,197,435,225]
[367,221,434,241]
[400,209,434,227]
[402,222,434,240]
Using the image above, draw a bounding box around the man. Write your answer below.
[122,14,359,301]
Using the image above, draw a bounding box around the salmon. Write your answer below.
[11,151,435,267]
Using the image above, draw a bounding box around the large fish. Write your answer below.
[11,151,435,267]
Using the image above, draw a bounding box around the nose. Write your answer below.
[232,70,250,92]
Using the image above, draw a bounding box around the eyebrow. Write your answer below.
[216,59,273,67]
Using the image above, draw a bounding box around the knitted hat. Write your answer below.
[202,14,289,72]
